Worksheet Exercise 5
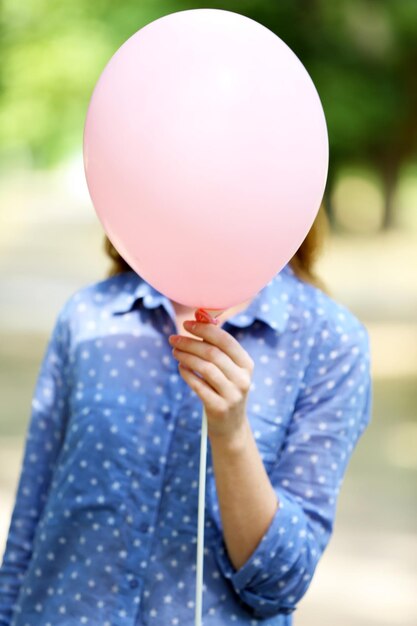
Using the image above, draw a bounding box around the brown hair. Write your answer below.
[103,204,329,294]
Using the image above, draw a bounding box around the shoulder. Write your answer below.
[279,265,370,355]
[55,271,135,326]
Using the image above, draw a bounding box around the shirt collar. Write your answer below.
[110,264,295,333]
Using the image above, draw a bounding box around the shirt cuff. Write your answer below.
[213,487,309,616]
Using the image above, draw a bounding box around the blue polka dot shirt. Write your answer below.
[0,263,372,625]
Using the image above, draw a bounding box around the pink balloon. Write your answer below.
[83,8,328,310]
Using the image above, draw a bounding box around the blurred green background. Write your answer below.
[0,1,416,624]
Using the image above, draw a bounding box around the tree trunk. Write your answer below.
[323,183,337,232]
[381,167,398,231]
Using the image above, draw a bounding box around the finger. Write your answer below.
[173,348,235,397]
[177,363,225,412]
[182,321,254,370]
[169,335,240,382]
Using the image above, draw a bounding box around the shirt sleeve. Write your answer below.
[213,316,373,619]
[0,301,72,625]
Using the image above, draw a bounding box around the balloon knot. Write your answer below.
[194,308,221,325]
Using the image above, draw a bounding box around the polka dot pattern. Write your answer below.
[0,264,372,625]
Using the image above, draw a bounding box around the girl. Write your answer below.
[0,207,372,625]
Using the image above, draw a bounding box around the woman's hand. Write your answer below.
[168,320,254,444]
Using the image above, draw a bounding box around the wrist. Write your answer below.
[208,416,252,455]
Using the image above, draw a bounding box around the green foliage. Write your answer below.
[0,0,416,175]
[0,0,174,166]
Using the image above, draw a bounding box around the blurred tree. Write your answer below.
[0,0,416,229]
[173,0,417,229]
[0,0,174,167]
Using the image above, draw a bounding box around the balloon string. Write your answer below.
[195,405,207,626]
[193,307,221,626]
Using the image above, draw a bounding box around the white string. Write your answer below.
[195,405,208,625]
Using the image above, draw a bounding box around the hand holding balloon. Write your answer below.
[168,321,254,443]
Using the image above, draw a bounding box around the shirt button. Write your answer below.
[150,464,160,476]
[129,578,139,589]
[281,607,295,615]
[140,522,149,533]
